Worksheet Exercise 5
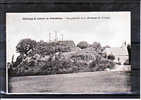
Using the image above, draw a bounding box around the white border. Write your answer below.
[6,11,131,94]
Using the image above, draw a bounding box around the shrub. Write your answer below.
[91,42,101,48]
[70,52,96,61]
[90,42,102,52]
[57,40,75,47]
[39,54,76,74]
[34,41,75,56]
[89,56,115,71]
[35,41,55,56]
[81,47,97,52]
[9,38,116,76]
[9,52,115,76]
[77,41,89,49]
[108,54,115,60]
[13,54,25,67]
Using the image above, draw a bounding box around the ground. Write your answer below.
[9,71,131,94]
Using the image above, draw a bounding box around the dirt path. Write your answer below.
[9,71,131,94]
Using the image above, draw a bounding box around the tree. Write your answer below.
[16,38,37,55]
[127,44,131,64]
[91,42,101,49]
[90,42,102,52]
[77,41,89,49]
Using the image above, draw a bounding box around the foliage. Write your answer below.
[34,41,75,56]
[77,41,89,49]
[35,41,55,56]
[107,54,115,60]
[127,44,131,65]
[9,39,116,76]
[90,42,103,52]
[16,38,37,55]
[91,42,101,48]
[89,56,115,71]
[9,51,115,76]
[57,40,75,47]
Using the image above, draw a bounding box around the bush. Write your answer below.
[9,52,115,76]
[34,41,75,56]
[91,42,101,48]
[90,42,103,52]
[77,41,89,49]
[9,39,116,76]
[89,56,115,71]
[81,47,97,53]
[70,52,97,62]
[35,41,55,56]
[108,54,115,60]
[57,40,75,47]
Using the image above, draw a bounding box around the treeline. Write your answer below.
[8,38,115,76]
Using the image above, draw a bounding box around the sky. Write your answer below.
[6,12,131,62]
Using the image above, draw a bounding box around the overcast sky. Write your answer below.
[6,12,130,62]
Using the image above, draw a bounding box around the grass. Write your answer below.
[8,71,131,93]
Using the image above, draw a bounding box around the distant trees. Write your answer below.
[90,42,103,52]
[16,39,75,57]
[91,42,101,48]
[77,41,89,49]
[91,42,102,50]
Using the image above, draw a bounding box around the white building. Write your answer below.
[103,43,129,64]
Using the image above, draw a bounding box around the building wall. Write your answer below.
[114,55,128,64]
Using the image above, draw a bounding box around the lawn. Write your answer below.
[8,71,131,94]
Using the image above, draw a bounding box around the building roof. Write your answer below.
[103,46,128,56]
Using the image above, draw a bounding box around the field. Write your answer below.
[9,71,131,93]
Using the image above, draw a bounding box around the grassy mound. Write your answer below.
[8,39,115,76]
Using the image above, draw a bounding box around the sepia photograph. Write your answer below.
[6,12,131,94]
